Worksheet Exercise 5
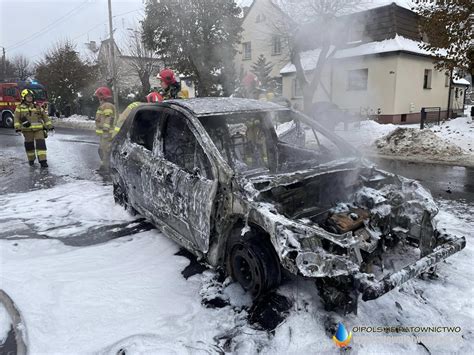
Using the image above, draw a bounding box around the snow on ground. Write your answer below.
[0,181,133,238]
[1,180,473,354]
[431,116,474,153]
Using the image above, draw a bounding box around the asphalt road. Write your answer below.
[0,127,101,194]
[1,126,473,200]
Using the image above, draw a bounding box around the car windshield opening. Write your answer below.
[200,110,357,176]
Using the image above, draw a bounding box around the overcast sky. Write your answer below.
[0,0,413,64]
[0,0,144,62]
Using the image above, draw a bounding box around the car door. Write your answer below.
[150,109,218,254]
[122,108,162,210]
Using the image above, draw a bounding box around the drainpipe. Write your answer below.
[446,69,453,120]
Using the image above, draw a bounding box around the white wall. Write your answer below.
[235,0,289,79]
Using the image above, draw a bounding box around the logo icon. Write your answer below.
[333,322,352,348]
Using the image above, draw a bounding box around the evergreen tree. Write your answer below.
[251,54,274,90]
[414,0,473,81]
[142,0,242,96]
[36,41,98,113]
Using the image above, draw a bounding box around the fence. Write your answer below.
[420,107,441,129]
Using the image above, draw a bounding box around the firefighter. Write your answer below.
[14,89,54,168]
[157,68,185,100]
[94,87,116,172]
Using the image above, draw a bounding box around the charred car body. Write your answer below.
[110,98,465,313]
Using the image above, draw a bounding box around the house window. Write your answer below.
[292,79,303,98]
[243,42,252,60]
[347,68,368,91]
[271,36,282,55]
[347,22,365,43]
[423,69,432,89]
[445,72,450,87]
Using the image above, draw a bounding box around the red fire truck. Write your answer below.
[0,80,48,128]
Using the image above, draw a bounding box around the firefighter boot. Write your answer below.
[40,160,48,168]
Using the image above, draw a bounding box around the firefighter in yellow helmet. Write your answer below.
[94,87,116,172]
[14,89,54,168]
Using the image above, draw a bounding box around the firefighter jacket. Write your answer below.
[160,82,185,100]
[95,102,116,138]
[14,102,52,131]
[113,102,144,137]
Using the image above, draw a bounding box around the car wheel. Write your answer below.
[113,181,136,215]
[2,112,14,128]
[228,234,281,298]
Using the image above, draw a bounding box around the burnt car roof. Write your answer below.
[163,97,288,117]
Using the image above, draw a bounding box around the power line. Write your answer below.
[71,8,143,42]
[28,8,144,62]
[6,0,90,51]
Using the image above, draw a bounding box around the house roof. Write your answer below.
[453,78,471,86]
[280,35,447,74]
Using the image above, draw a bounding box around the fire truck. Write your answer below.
[0,80,48,128]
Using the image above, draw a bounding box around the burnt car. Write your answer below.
[110,98,465,313]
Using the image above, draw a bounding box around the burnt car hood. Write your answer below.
[234,157,444,279]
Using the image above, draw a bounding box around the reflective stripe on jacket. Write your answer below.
[14,103,52,131]
[95,102,116,137]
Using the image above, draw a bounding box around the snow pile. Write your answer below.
[431,117,474,153]
[58,114,92,122]
[52,114,95,130]
[375,128,465,157]
[335,120,398,149]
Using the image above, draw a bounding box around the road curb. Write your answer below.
[0,290,28,355]
[362,153,474,168]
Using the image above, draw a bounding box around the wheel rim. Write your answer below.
[4,115,13,128]
[231,244,262,295]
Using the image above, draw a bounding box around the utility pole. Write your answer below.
[107,0,119,122]
[1,46,6,82]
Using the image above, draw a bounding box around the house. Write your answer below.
[235,0,289,90]
[96,39,195,98]
[238,1,460,124]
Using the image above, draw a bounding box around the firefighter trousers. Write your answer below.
[98,135,113,171]
[22,130,47,162]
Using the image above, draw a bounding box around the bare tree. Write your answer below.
[126,28,161,97]
[12,55,32,80]
[273,0,365,113]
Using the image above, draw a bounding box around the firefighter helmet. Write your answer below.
[94,87,112,100]
[146,92,163,103]
[21,89,34,100]
[157,68,176,85]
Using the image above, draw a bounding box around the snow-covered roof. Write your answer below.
[453,78,471,86]
[280,35,445,74]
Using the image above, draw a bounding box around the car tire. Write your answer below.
[113,181,136,215]
[228,233,281,298]
[2,112,14,128]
